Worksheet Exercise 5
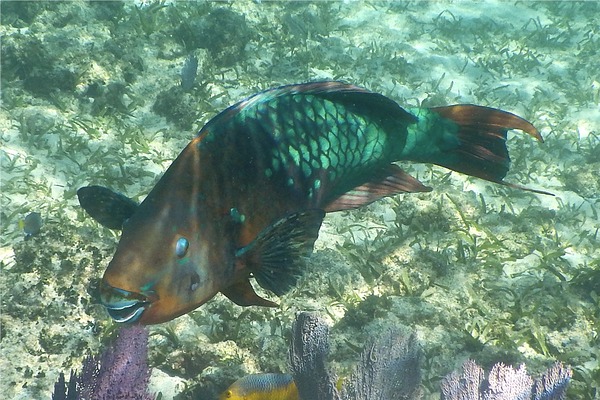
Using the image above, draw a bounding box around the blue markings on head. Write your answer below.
[140,282,155,292]
[230,208,246,223]
[175,237,189,258]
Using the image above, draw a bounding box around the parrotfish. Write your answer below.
[220,373,298,400]
[78,81,548,324]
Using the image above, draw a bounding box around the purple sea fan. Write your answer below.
[78,324,155,400]
[53,325,155,400]
[441,360,572,400]
[484,363,533,400]
[531,362,572,400]
[440,359,485,400]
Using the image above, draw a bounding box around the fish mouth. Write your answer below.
[99,281,156,323]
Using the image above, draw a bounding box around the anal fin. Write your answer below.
[325,164,432,212]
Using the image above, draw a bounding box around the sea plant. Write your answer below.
[52,325,155,400]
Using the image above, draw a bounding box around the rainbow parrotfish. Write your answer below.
[78,81,548,324]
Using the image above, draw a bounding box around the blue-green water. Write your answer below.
[1,1,598,399]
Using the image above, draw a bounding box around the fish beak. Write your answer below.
[99,281,156,323]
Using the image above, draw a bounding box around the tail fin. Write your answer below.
[428,105,551,195]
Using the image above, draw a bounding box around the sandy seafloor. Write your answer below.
[1,1,599,399]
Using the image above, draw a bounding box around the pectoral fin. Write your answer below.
[236,209,325,296]
[77,185,139,229]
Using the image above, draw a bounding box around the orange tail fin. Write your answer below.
[429,105,552,195]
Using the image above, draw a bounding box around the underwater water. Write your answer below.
[1,1,599,399]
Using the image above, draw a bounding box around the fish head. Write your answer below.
[98,160,226,324]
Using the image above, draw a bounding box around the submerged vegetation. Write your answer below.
[1,1,598,399]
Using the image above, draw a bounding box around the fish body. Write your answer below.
[78,81,545,324]
[220,373,298,400]
[181,54,198,92]
[20,212,43,240]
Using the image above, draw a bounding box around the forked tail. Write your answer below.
[428,105,551,195]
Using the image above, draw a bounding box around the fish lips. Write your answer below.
[99,281,156,323]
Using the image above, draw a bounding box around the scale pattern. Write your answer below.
[221,91,399,203]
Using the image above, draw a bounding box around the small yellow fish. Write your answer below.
[220,373,299,400]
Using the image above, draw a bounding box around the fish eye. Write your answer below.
[175,237,189,258]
